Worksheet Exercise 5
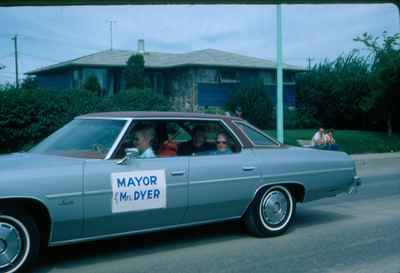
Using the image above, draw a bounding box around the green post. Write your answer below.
[276,4,284,143]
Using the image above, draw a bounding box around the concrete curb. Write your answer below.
[351,152,400,162]
[351,152,400,173]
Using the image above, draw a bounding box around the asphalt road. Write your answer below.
[33,158,400,273]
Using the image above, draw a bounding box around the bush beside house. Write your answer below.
[0,87,171,153]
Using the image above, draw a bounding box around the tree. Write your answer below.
[21,76,38,90]
[355,32,400,136]
[83,75,102,96]
[226,83,274,129]
[295,53,370,130]
[124,54,146,89]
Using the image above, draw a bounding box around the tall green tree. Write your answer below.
[355,32,400,136]
[124,54,146,89]
[83,74,102,96]
[296,53,370,129]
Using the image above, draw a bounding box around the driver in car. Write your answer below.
[133,125,156,158]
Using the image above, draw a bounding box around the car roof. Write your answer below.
[79,111,243,121]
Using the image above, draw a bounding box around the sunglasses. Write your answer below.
[216,141,227,144]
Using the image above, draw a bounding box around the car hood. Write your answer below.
[0,152,85,173]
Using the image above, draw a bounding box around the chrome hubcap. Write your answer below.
[0,222,22,269]
[0,239,6,253]
[261,190,289,226]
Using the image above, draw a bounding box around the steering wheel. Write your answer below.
[92,144,107,154]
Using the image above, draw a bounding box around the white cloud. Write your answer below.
[0,4,398,84]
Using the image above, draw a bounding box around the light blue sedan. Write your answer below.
[0,111,361,273]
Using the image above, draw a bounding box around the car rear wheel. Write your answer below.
[244,185,296,237]
[0,210,40,273]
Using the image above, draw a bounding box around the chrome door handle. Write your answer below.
[242,166,256,171]
[170,170,185,176]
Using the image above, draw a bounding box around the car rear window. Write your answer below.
[235,122,278,146]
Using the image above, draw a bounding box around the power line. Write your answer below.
[0,71,17,75]
[0,53,14,60]
[0,33,104,52]
[20,52,62,63]
[0,74,16,79]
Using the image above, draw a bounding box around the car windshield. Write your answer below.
[30,118,127,159]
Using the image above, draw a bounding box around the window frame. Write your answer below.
[233,121,281,148]
[109,117,244,159]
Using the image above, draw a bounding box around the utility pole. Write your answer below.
[276,4,284,143]
[11,35,19,88]
[307,57,314,70]
[107,20,117,50]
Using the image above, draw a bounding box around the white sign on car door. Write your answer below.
[111,169,166,213]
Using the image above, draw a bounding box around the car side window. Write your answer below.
[177,120,241,156]
[112,119,241,159]
[235,122,277,146]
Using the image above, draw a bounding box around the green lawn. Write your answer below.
[265,129,400,155]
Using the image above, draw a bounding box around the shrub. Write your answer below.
[83,75,102,96]
[124,54,146,89]
[226,84,274,129]
[0,87,171,153]
[105,88,171,111]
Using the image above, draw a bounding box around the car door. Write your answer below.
[183,120,260,223]
[83,155,189,237]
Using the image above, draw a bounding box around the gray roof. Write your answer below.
[27,48,304,74]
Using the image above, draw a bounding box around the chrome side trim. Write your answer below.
[239,180,306,216]
[252,181,306,200]
[73,117,133,160]
[105,119,133,160]
[127,117,244,148]
[76,117,133,121]
[84,183,188,196]
[233,121,280,147]
[220,119,244,148]
[190,175,260,185]
[83,189,112,196]
[0,196,55,246]
[48,216,241,247]
[262,167,354,180]
[168,182,187,188]
[45,192,82,199]
[348,176,362,195]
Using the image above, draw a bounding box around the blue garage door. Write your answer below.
[197,83,237,107]
[197,83,296,107]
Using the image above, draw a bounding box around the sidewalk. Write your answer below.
[351,152,400,162]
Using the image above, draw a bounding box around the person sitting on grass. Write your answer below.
[311,127,326,149]
[325,129,339,151]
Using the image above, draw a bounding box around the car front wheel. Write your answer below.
[245,185,296,237]
[0,210,40,273]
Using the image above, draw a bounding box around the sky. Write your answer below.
[0,4,398,85]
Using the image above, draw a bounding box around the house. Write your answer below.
[26,40,304,111]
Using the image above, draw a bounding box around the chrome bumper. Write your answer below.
[348,176,362,194]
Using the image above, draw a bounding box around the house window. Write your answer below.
[218,68,239,83]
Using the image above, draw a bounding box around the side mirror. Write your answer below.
[125,147,139,158]
[117,148,139,165]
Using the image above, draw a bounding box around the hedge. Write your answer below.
[0,88,171,153]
